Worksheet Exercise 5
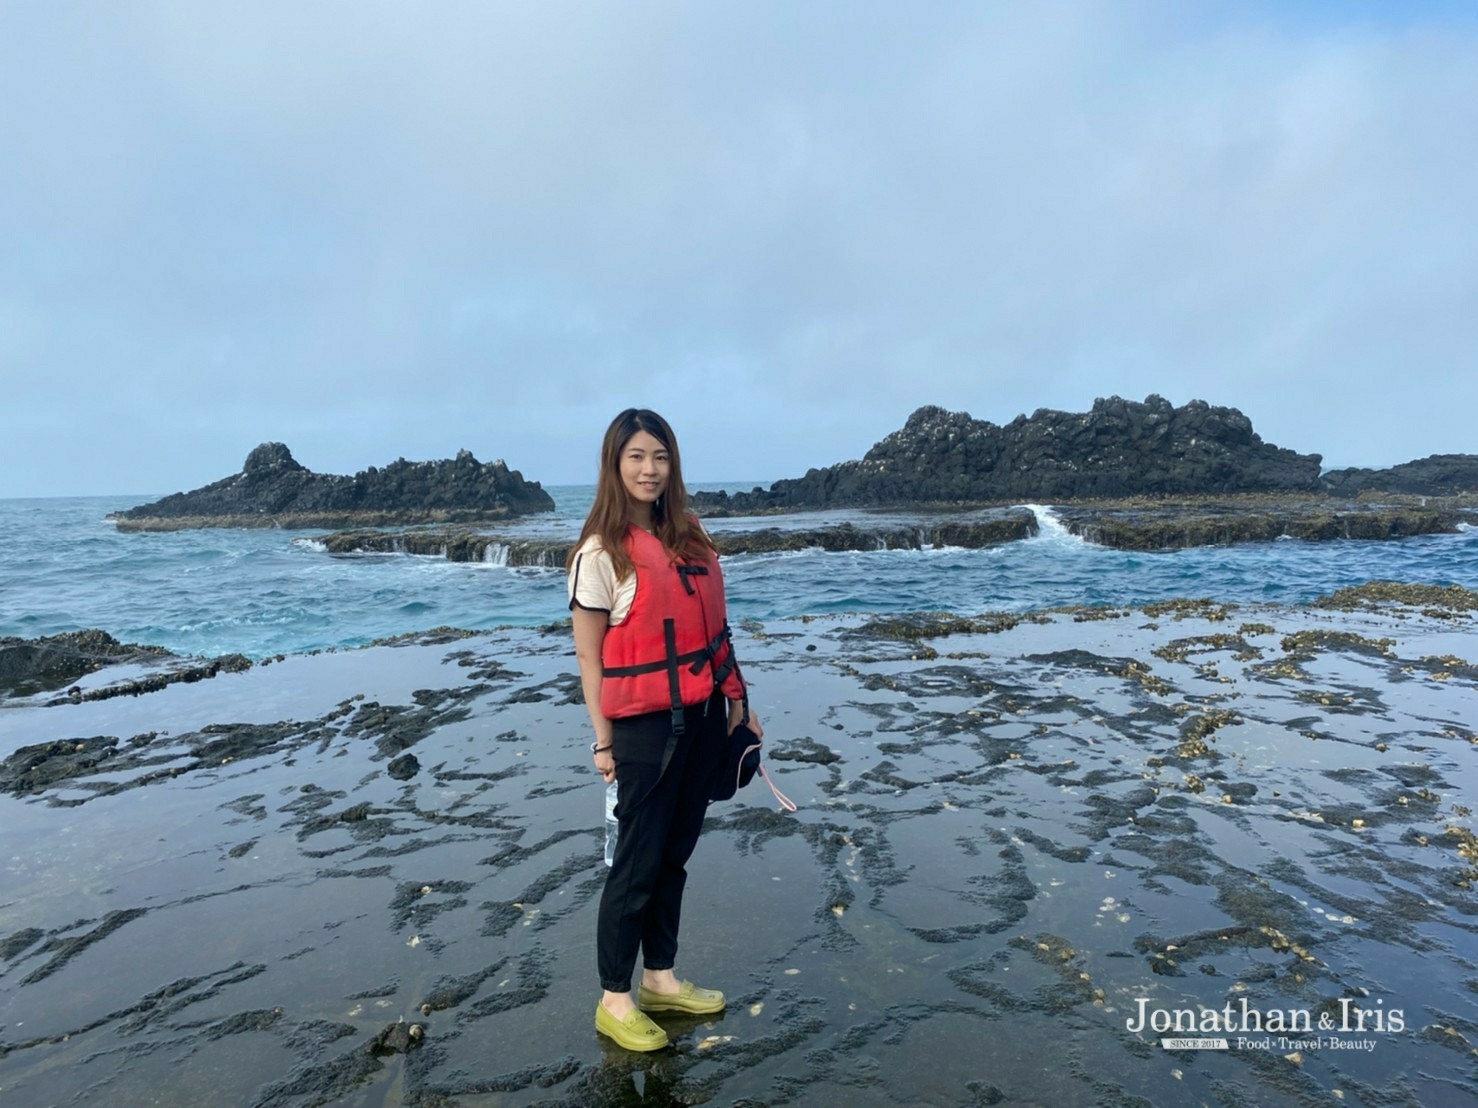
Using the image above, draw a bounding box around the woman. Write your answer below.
[566,408,762,1052]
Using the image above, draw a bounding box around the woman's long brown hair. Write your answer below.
[566,408,716,581]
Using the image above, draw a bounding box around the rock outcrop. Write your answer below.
[109,444,555,531]
[1052,498,1470,551]
[306,497,1472,561]
[0,630,170,698]
[1320,454,1478,498]
[0,630,252,703]
[307,513,1039,564]
[692,396,1322,512]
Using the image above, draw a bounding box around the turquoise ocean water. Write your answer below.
[1,488,1475,659]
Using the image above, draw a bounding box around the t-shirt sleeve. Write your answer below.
[568,539,618,613]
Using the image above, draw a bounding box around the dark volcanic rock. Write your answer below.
[386,753,421,781]
[309,514,1037,564]
[692,395,1322,511]
[1053,497,1468,550]
[312,497,1469,563]
[1321,454,1478,497]
[369,1020,424,1054]
[108,444,555,531]
[0,631,172,698]
[0,631,256,705]
[315,530,572,566]
[0,736,123,794]
[715,517,1036,553]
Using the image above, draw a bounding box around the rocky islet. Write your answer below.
[101,396,1478,536]
[689,394,1478,511]
[108,442,555,531]
[695,395,1326,510]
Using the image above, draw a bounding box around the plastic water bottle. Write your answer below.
[604,781,619,867]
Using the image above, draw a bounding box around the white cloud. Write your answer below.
[2,1,1475,494]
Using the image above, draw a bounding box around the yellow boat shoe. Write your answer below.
[637,980,726,1015]
[594,1001,669,1051]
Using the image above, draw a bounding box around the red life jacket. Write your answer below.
[600,524,745,731]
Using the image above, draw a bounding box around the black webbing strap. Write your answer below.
[688,623,730,676]
[701,621,749,727]
[663,618,685,737]
[675,563,709,595]
[707,623,735,684]
[658,728,680,781]
[603,625,730,678]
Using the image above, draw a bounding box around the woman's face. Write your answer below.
[619,429,671,508]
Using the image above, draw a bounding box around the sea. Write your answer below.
[2,487,1476,660]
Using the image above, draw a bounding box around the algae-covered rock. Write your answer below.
[0,630,172,698]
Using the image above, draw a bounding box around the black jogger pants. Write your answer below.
[597,694,724,993]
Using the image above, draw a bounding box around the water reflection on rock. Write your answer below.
[1,589,1475,1105]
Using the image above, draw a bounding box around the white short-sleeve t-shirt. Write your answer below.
[567,535,637,625]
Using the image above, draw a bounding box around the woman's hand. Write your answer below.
[727,698,762,739]
[593,744,615,783]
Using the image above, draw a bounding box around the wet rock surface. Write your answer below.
[0,630,251,701]
[108,442,554,531]
[0,630,168,697]
[1,590,1475,1104]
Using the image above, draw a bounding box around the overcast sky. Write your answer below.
[3,2,1475,498]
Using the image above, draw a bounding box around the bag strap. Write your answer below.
[722,733,799,812]
[757,765,797,812]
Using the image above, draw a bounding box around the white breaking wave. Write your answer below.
[292,538,329,553]
[1021,504,1082,544]
[483,542,510,566]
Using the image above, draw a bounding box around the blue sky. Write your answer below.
[3,2,1475,497]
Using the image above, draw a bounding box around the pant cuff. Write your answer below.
[600,979,630,993]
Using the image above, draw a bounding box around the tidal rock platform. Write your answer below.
[1,584,1475,1104]
[307,513,1039,565]
[1052,494,1476,550]
[302,496,1475,565]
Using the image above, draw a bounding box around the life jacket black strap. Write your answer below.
[675,563,709,595]
[603,624,730,678]
[663,618,685,736]
[708,624,736,685]
[688,623,730,676]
